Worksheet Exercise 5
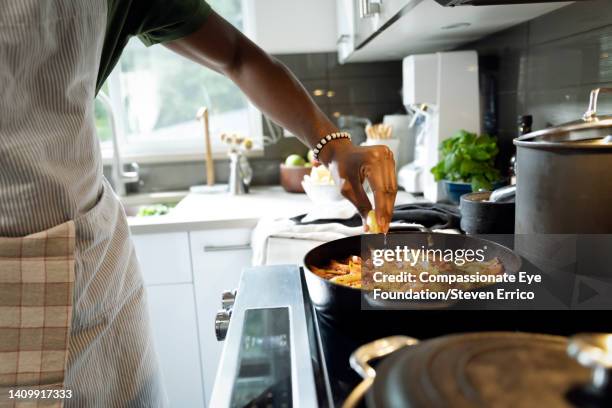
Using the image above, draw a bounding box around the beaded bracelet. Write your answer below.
[312,132,351,161]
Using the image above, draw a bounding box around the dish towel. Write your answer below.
[292,202,460,230]
[251,218,432,266]
[251,218,362,266]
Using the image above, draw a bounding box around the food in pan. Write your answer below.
[309,254,504,290]
[310,256,363,288]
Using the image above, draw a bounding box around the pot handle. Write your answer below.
[342,336,419,408]
[567,333,612,394]
[583,88,612,121]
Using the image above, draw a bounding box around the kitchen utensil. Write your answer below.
[343,332,609,408]
[279,164,310,193]
[365,123,393,140]
[513,87,612,234]
[196,107,215,186]
[303,228,521,325]
[460,191,515,234]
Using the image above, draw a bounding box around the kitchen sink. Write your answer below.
[120,191,188,217]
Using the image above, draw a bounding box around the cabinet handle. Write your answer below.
[359,0,381,18]
[203,243,251,252]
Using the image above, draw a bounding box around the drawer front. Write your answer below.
[132,232,192,285]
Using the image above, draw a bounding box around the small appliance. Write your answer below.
[398,51,480,202]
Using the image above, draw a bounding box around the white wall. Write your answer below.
[243,0,337,54]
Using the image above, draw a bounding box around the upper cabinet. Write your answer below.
[244,0,338,54]
[337,0,570,63]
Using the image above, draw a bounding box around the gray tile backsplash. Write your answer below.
[461,0,612,172]
[274,53,405,121]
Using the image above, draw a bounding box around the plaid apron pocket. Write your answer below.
[0,221,75,408]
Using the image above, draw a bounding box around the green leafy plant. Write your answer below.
[430,130,501,192]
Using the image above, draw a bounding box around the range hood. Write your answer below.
[337,0,571,63]
[435,0,571,5]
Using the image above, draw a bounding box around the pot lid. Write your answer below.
[514,88,612,149]
[368,332,592,408]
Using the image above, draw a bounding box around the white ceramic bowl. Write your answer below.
[301,178,344,203]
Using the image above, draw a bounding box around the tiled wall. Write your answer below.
[273,52,405,123]
[461,0,612,171]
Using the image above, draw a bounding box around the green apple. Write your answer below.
[307,150,315,164]
[285,154,306,167]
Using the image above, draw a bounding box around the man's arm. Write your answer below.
[165,11,397,232]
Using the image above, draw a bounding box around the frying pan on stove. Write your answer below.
[303,227,522,333]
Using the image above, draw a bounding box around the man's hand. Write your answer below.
[319,139,397,233]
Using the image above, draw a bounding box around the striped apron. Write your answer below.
[0,1,165,407]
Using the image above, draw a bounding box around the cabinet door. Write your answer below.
[146,284,205,408]
[190,229,252,405]
[132,232,192,285]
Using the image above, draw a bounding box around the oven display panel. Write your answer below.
[230,307,292,408]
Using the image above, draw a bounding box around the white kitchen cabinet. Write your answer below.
[132,232,192,286]
[244,0,337,54]
[132,232,205,407]
[146,284,205,408]
[190,228,253,406]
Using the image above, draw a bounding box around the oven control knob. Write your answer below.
[215,309,232,341]
[221,289,237,311]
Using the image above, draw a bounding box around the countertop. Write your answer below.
[128,186,420,234]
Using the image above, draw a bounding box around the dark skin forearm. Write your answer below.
[165,11,397,231]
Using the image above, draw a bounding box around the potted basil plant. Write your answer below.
[430,130,503,203]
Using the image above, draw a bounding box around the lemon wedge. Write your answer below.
[366,210,381,233]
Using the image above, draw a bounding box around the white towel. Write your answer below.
[251,217,362,265]
[251,217,430,266]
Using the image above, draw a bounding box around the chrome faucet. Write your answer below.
[96,92,140,196]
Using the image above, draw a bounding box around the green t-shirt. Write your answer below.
[96,0,212,93]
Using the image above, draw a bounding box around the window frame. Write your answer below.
[99,1,263,164]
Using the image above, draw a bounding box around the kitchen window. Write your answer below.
[95,0,262,162]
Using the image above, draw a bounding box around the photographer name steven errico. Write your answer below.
[369,271,540,301]
[365,245,542,302]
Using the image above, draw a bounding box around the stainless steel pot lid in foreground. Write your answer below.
[514,87,612,149]
[343,332,612,408]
